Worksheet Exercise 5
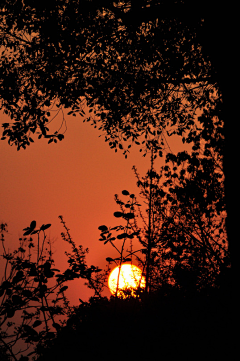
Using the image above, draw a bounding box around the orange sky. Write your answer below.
[0,109,188,303]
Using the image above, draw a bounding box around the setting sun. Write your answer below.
[108,264,146,297]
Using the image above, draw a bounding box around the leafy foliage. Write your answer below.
[0,218,106,360]
[98,104,229,295]
[0,1,218,154]
[0,1,233,358]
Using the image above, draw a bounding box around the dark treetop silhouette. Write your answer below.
[0,1,237,285]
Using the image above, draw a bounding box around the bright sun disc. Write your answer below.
[108,264,146,297]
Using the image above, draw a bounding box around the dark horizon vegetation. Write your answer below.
[0,1,236,360]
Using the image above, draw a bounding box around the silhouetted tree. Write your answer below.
[0,1,216,148]
[0,0,236,289]
[99,106,229,294]
[0,218,105,360]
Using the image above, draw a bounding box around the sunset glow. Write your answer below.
[108,264,146,297]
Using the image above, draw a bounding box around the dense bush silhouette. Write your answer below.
[0,218,105,360]
[35,287,233,361]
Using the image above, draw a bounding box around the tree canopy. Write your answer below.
[0,0,218,154]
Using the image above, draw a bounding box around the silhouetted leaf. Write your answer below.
[57,134,64,141]
[98,225,108,231]
[122,190,129,195]
[117,233,128,239]
[113,212,123,218]
[59,286,68,293]
[123,213,134,219]
[31,230,39,234]
[46,271,55,278]
[43,262,54,278]
[99,237,106,241]
[28,265,37,276]
[40,224,51,231]
[29,220,37,231]
[43,262,51,271]
[12,271,24,283]
[32,320,42,328]
[23,228,32,236]
[106,257,114,262]
[21,261,31,269]
[1,280,11,289]
[22,289,32,298]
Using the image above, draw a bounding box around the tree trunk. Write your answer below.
[201,6,239,291]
